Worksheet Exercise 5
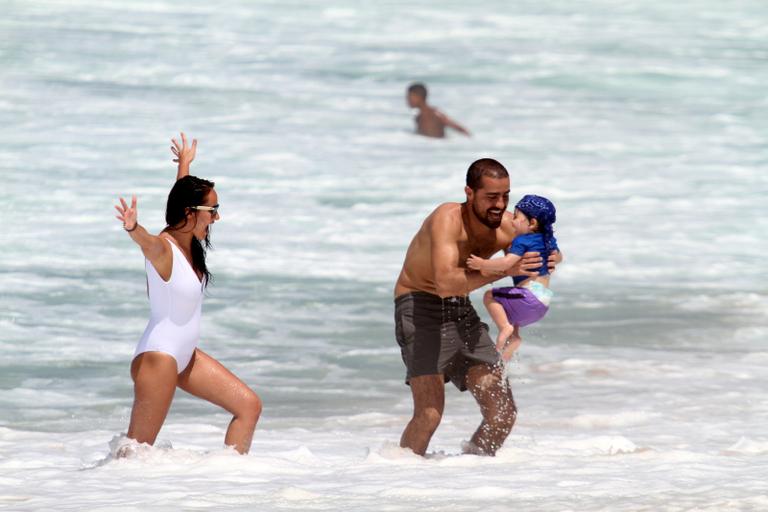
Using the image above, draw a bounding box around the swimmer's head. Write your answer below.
[165,175,217,285]
[407,82,428,107]
[465,158,510,229]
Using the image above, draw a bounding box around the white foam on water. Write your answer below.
[724,437,768,456]
[2,0,767,509]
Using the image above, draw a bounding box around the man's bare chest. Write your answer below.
[457,235,509,260]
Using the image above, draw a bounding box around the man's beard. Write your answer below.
[472,202,504,229]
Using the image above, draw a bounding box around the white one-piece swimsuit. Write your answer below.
[133,238,204,373]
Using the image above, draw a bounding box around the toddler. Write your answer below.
[467,195,558,361]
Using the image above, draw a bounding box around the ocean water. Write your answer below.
[1,0,767,510]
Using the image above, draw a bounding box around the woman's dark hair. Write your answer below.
[164,175,215,286]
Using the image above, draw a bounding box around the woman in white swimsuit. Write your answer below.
[114,133,261,454]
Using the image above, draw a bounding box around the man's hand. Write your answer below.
[507,251,542,277]
[547,250,563,273]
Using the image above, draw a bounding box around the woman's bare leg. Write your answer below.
[126,352,179,446]
[177,349,262,454]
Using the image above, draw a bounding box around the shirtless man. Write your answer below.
[406,82,471,138]
[394,158,561,456]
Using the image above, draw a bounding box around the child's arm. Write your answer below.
[435,110,471,136]
[466,253,522,274]
[171,132,197,180]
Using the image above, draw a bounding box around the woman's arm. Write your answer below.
[115,195,172,277]
[171,132,197,180]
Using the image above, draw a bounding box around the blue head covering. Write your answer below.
[515,194,557,257]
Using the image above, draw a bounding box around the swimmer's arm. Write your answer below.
[435,110,470,136]
[171,132,197,180]
[115,195,170,265]
[430,212,497,296]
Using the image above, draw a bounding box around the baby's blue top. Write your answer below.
[509,233,559,285]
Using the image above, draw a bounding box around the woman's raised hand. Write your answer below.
[171,132,197,165]
[115,195,138,231]
[171,132,197,180]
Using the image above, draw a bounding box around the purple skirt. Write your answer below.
[491,286,549,327]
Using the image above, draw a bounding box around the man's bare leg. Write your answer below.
[465,363,516,455]
[400,374,445,456]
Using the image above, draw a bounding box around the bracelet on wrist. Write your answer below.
[124,223,138,233]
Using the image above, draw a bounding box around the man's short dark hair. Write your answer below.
[407,82,428,99]
[466,158,509,190]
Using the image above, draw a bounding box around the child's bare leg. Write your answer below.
[484,290,515,352]
[501,325,522,361]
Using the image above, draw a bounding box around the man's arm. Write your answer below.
[435,110,470,136]
[171,132,197,180]
[430,210,498,297]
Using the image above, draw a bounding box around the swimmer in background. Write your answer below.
[467,195,558,361]
[406,82,471,138]
[113,133,261,455]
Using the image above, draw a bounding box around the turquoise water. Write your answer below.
[1,1,767,510]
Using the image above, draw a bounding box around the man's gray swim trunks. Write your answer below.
[394,291,500,391]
